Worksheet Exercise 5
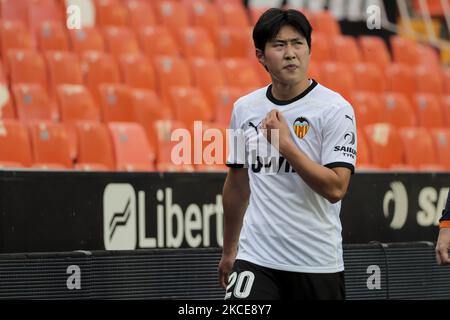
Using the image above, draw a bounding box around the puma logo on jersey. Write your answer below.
[248,121,261,134]
[345,115,354,124]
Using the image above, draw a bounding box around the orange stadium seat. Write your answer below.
[81,51,122,102]
[131,88,172,148]
[352,63,385,93]
[56,84,100,124]
[1,21,34,58]
[416,44,441,68]
[431,129,450,170]
[137,26,179,59]
[385,63,415,98]
[170,87,213,127]
[442,95,450,126]
[215,27,253,59]
[36,21,69,52]
[75,121,115,170]
[177,27,216,59]
[391,36,420,66]
[307,61,322,83]
[94,0,129,27]
[399,127,439,170]
[187,0,221,39]
[45,51,84,96]
[7,50,48,90]
[1,0,28,24]
[310,11,341,35]
[415,65,444,97]
[358,36,391,71]
[355,128,378,170]
[102,26,141,57]
[188,57,226,108]
[125,0,156,29]
[220,58,262,92]
[153,119,189,165]
[98,84,135,123]
[0,89,16,119]
[118,53,156,91]
[157,162,195,172]
[382,93,417,128]
[27,0,63,32]
[68,28,105,55]
[214,87,247,126]
[320,62,354,100]
[250,56,272,86]
[12,84,58,122]
[331,35,362,65]
[364,123,404,169]
[216,2,250,28]
[350,91,384,128]
[153,56,192,104]
[310,33,332,64]
[28,121,72,169]
[412,94,444,129]
[0,119,33,168]
[154,1,190,36]
[108,122,156,171]
[443,68,450,95]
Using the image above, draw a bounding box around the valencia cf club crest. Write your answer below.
[293,117,309,139]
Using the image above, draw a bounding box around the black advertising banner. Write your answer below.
[341,172,448,243]
[0,171,447,253]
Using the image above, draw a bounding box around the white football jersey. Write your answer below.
[227,80,357,273]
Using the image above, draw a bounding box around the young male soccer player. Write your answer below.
[218,8,357,299]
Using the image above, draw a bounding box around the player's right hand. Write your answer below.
[218,254,235,289]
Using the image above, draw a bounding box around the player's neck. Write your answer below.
[270,78,310,101]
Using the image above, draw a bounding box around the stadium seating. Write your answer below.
[0,2,448,172]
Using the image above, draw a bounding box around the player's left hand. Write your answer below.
[261,109,291,151]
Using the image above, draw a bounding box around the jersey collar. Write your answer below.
[266,79,318,106]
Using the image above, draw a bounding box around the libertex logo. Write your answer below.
[103,184,137,250]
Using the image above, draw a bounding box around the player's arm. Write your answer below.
[218,167,250,288]
[436,189,450,265]
[262,110,351,204]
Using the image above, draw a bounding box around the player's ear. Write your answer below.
[256,48,265,65]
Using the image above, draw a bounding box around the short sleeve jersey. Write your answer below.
[227,80,357,273]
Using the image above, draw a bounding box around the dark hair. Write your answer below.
[253,8,312,52]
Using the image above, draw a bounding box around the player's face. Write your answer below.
[257,25,310,86]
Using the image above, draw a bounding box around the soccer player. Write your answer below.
[436,189,450,265]
[218,8,357,300]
